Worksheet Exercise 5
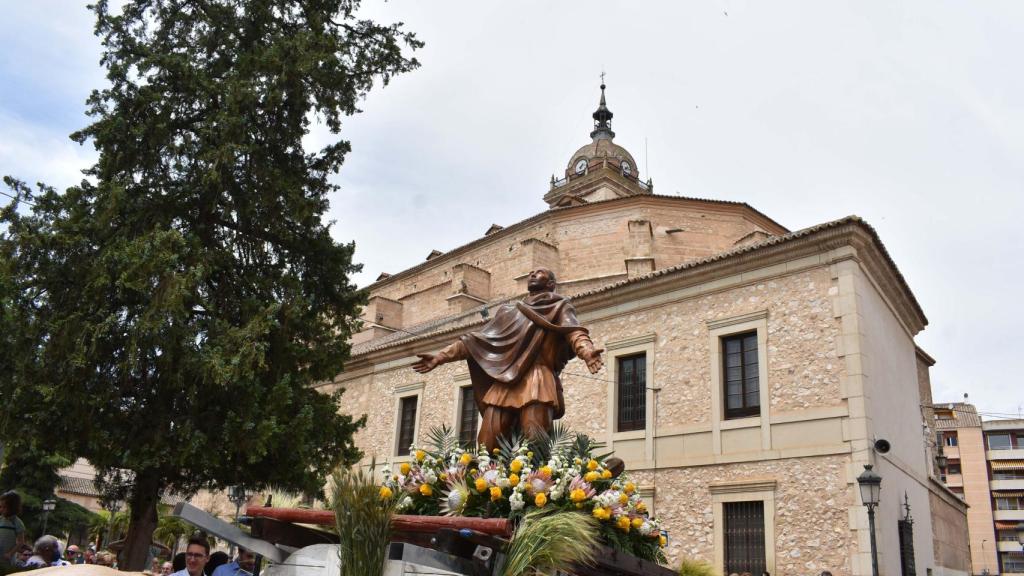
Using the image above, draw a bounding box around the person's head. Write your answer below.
[820,572,834,576]
[184,537,210,576]
[94,551,115,567]
[173,552,187,572]
[17,544,33,563]
[161,561,174,576]
[0,491,22,517]
[66,545,81,562]
[84,548,96,563]
[33,535,60,563]
[526,268,556,294]
[206,551,229,576]
[236,549,255,572]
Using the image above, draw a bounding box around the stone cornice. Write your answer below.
[341,216,927,371]
[709,479,777,494]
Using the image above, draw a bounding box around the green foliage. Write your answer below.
[332,461,397,576]
[424,425,461,463]
[677,558,718,576]
[0,0,420,568]
[500,509,600,576]
[152,505,194,550]
[0,440,71,501]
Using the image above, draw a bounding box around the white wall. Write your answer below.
[855,267,937,576]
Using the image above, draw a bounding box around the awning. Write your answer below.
[996,521,1022,530]
[994,491,1024,497]
[990,459,1024,471]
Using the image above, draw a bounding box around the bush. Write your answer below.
[678,557,718,576]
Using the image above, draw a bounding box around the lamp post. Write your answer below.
[857,464,882,576]
[41,498,57,534]
[228,486,249,555]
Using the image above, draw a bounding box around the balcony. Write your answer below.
[994,509,1024,521]
[944,446,961,459]
[988,448,1024,460]
[992,479,1024,491]
[944,473,964,488]
[999,541,1024,553]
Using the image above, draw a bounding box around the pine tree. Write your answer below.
[0,0,420,568]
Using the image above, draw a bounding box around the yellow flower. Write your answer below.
[439,472,448,481]
[659,535,667,548]
[631,517,644,529]
[616,516,631,532]
[490,486,503,501]
[624,482,636,494]
[509,459,523,473]
[584,471,599,483]
[636,501,647,514]
[601,469,612,479]
[399,463,411,475]
[475,477,488,492]
[574,457,582,465]
[379,486,393,500]
[540,466,552,476]
[534,493,548,507]
[592,507,611,521]
[587,459,599,471]
[618,493,629,505]
[493,447,501,455]
[392,475,399,481]
[414,450,426,462]
[527,451,534,458]
[570,489,588,503]
[419,484,433,497]
[508,473,520,487]
[459,453,472,466]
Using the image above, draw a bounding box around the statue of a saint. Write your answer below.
[412,268,604,450]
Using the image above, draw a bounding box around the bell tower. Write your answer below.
[544,81,653,208]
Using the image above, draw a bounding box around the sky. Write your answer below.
[2,1,1022,418]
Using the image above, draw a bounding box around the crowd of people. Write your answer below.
[2,491,253,576]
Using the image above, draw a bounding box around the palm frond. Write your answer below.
[332,459,398,576]
[497,430,527,463]
[500,509,600,576]
[425,424,460,460]
[532,422,574,465]
[571,432,606,459]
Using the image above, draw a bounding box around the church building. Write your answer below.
[325,85,970,576]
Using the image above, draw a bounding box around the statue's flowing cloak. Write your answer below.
[459,291,588,419]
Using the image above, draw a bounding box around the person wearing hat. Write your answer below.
[25,535,70,568]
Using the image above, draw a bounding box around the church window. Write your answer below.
[723,501,766,575]
[396,396,418,456]
[458,386,478,448]
[723,332,760,419]
[617,353,646,432]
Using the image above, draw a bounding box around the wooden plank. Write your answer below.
[246,507,513,537]
[249,517,339,549]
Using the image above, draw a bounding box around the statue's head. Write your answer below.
[527,268,557,294]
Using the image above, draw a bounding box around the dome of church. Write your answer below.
[567,138,639,175]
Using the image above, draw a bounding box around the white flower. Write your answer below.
[509,491,525,511]
[550,489,563,501]
[479,455,491,466]
[397,495,413,511]
[497,478,511,488]
[424,470,438,484]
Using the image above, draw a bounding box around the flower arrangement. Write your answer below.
[379,425,667,563]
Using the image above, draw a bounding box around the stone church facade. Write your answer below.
[325,86,969,576]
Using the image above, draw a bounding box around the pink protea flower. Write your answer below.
[524,469,554,495]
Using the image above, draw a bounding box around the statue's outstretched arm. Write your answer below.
[412,339,468,373]
[568,330,604,374]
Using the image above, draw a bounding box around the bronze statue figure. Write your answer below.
[412,268,604,450]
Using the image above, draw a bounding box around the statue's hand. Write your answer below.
[412,353,439,374]
[581,347,604,374]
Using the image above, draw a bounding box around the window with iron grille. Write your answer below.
[396,396,418,456]
[723,501,766,575]
[898,518,916,576]
[617,353,646,432]
[458,386,479,448]
[723,332,760,419]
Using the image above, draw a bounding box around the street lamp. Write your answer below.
[228,486,249,555]
[41,498,57,534]
[857,464,882,576]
